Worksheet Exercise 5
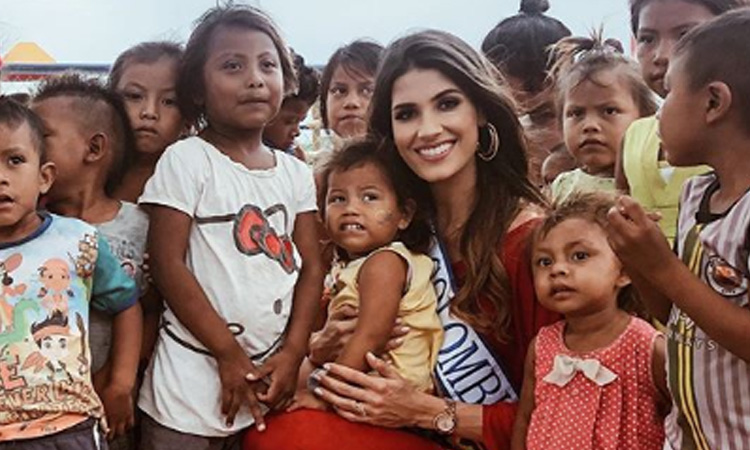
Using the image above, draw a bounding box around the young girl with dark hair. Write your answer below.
[319,39,383,139]
[137,5,323,449]
[512,192,668,449]
[549,32,658,201]
[109,41,185,203]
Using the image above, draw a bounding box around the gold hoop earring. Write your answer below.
[477,123,500,161]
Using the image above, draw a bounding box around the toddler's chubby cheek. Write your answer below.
[374,209,395,225]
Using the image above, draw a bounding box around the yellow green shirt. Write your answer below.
[623,117,710,244]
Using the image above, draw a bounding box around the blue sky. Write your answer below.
[1,0,631,65]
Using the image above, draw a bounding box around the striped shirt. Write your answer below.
[667,173,750,450]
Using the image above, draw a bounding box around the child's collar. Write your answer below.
[0,212,53,250]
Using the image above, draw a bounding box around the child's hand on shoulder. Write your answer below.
[253,346,306,411]
[607,196,675,276]
[100,382,134,439]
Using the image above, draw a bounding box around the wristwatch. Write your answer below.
[433,398,457,435]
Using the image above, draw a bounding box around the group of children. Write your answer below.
[0,0,749,449]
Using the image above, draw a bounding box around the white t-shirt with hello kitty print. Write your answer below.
[137,136,317,436]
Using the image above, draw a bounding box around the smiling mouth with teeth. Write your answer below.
[418,142,453,158]
[341,223,364,231]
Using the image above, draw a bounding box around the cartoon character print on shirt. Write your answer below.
[21,311,75,383]
[37,259,74,318]
[197,203,297,274]
[234,204,297,273]
[71,233,98,279]
[0,233,97,391]
[0,253,27,333]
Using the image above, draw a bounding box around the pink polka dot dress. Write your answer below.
[526,317,666,450]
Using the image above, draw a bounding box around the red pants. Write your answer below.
[244,410,444,450]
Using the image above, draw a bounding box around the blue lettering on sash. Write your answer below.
[436,323,515,404]
[430,238,517,405]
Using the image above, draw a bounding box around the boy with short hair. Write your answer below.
[608,9,750,449]
[32,73,150,447]
[0,97,139,448]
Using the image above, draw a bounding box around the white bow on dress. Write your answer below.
[542,354,618,387]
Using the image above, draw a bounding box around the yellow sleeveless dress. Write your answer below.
[328,242,443,392]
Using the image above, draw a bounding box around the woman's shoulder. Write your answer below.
[501,206,544,254]
[509,205,544,233]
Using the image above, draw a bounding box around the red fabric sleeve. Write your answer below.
[482,402,518,450]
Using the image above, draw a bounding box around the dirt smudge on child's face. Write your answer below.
[374,209,395,225]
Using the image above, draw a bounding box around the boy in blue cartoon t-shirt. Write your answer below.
[0,97,139,447]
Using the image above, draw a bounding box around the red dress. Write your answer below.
[526,318,665,449]
[244,220,558,450]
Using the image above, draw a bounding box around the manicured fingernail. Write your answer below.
[366,351,376,359]
[313,387,323,396]
[257,423,266,432]
[395,318,403,325]
[400,326,410,333]
[246,372,257,381]
[323,363,331,370]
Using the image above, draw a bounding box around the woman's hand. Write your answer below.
[311,352,439,428]
[309,306,410,366]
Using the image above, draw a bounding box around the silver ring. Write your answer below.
[354,401,367,417]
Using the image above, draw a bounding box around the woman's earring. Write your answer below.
[477,123,500,161]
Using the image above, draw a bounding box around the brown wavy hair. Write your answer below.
[368,30,546,340]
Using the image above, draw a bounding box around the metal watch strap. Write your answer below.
[433,398,457,435]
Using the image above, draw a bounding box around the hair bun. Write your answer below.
[520,0,550,14]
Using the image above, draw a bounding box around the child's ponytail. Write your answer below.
[549,30,658,117]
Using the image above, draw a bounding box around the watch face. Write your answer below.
[436,413,456,433]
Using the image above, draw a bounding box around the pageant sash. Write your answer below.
[430,237,518,406]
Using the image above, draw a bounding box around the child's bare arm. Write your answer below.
[102,301,142,438]
[257,211,324,409]
[148,205,265,428]
[335,251,406,372]
[609,196,750,363]
[651,334,670,415]
[139,287,162,363]
[511,338,536,450]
